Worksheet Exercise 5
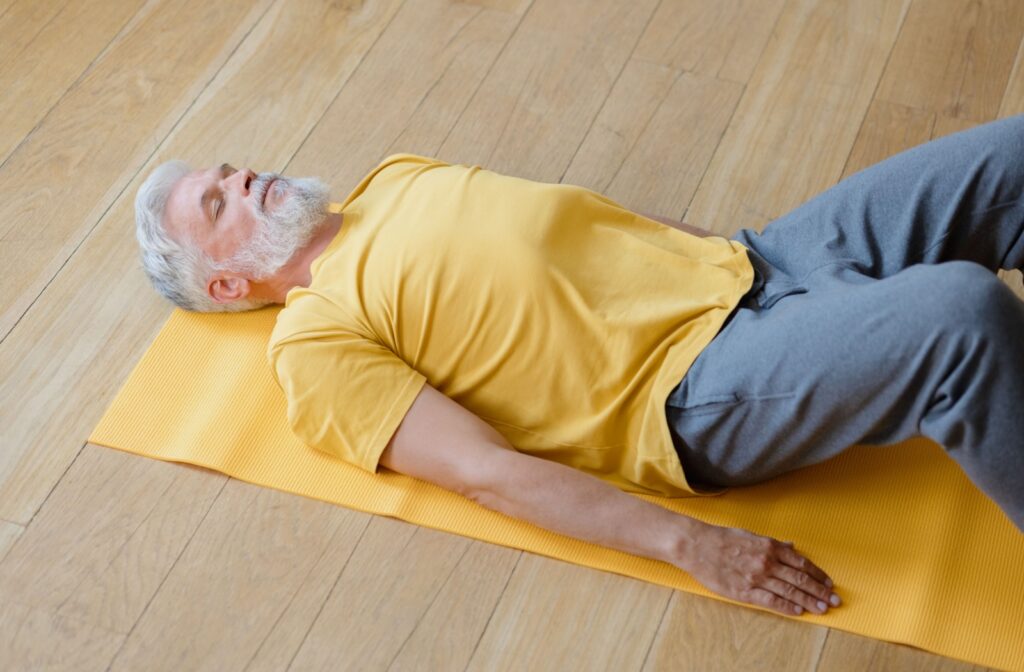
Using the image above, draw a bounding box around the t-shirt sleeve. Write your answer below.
[268,331,427,473]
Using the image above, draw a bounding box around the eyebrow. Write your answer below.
[199,163,231,225]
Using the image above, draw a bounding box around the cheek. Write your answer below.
[208,224,247,261]
[234,216,262,248]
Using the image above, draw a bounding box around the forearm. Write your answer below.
[472,446,703,567]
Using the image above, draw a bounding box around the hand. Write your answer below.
[678,522,841,617]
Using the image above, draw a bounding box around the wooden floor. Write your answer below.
[1,0,1022,669]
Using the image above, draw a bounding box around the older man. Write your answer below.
[136,115,1024,619]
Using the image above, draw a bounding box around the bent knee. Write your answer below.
[906,261,1021,334]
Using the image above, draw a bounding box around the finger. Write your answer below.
[775,543,833,589]
[761,576,824,615]
[748,587,803,616]
[770,563,833,607]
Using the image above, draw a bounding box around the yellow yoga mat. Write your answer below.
[90,307,1024,671]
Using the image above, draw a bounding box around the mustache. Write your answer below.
[250,172,282,215]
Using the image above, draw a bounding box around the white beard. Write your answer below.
[219,172,331,279]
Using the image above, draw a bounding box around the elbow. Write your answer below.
[463,481,503,512]
[451,442,517,513]
[461,465,513,515]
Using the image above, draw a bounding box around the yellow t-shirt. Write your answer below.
[267,153,755,496]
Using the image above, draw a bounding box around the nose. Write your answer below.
[221,165,255,195]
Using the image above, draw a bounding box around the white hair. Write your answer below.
[135,159,270,312]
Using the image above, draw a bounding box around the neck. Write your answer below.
[252,212,343,304]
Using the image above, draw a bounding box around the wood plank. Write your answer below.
[998,267,1024,301]
[931,113,979,140]
[0,0,276,341]
[0,0,146,165]
[246,528,520,672]
[642,592,827,671]
[386,542,520,672]
[633,0,786,84]
[816,629,993,672]
[107,477,369,670]
[875,0,1024,123]
[239,508,379,672]
[565,65,743,230]
[0,0,68,70]
[841,99,935,180]
[284,0,525,188]
[0,446,223,631]
[997,34,1024,117]
[0,599,124,670]
[0,518,23,564]
[0,0,405,525]
[686,0,910,232]
[420,0,661,180]
[466,554,670,671]
[283,518,481,671]
[458,0,532,13]
[557,59,680,194]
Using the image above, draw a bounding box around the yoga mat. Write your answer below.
[90,307,1024,671]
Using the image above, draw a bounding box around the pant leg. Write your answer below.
[731,113,1024,279]
[666,261,1024,532]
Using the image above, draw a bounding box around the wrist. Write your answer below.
[662,513,708,570]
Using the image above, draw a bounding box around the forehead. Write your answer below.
[165,167,215,244]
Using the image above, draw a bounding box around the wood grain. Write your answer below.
[286,518,479,671]
[109,477,369,670]
[573,68,741,229]
[686,0,911,232]
[643,592,828,671]
[0,445,225,633]
[817,629,994,672]
[875,0,1024,123]
[2,0,1022,669]
[0,0,404,526]
[433,0,661,178]
[841,99,935,180]
[0,0,145,165]
[0,0,276,339]
[0,519,22,565]
[633,0,786,84]
[466,555,670,671]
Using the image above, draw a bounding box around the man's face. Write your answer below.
[164,163,330,283]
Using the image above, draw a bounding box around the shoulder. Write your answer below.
[266,289,360,361]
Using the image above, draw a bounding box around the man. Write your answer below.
[135,115,1024,620]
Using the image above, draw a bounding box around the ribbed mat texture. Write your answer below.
[89,308,1024,671]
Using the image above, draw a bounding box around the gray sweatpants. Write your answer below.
[665,113,1024,532]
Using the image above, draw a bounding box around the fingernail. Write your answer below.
[816,600,827,612]
[830,594,841,607]
[825,578,833,588]
[795,606,803,615]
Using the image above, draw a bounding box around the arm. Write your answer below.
[380,384,840,617]
[637,210,719,238]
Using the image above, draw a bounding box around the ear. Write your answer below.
[207,274,252,304]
